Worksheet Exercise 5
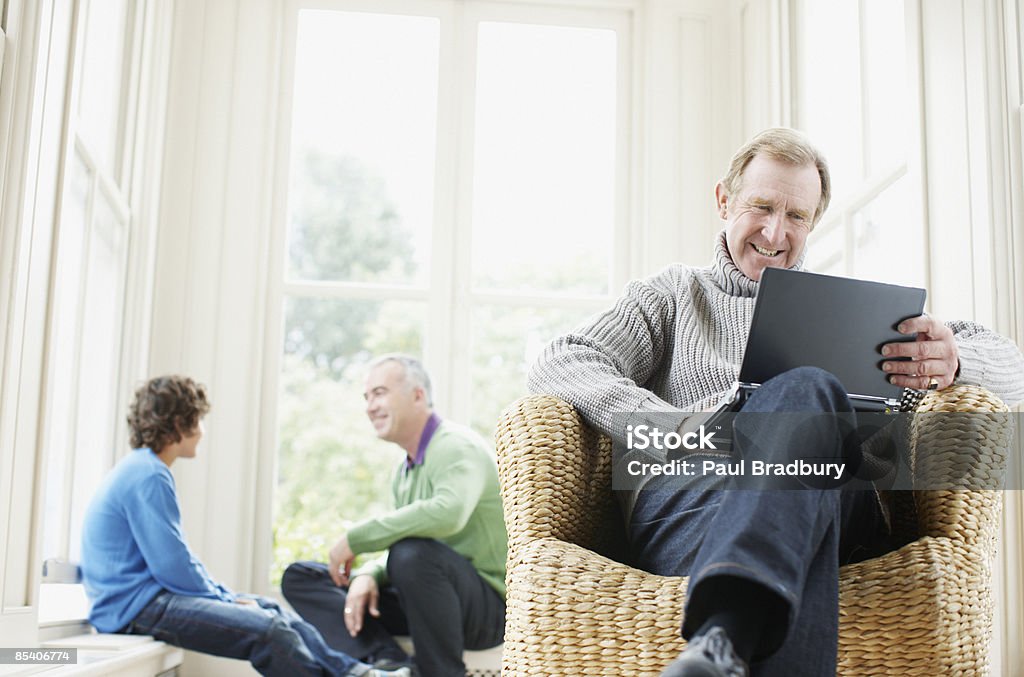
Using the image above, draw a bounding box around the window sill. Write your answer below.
[37,584,89,627]
[39,634,183,676]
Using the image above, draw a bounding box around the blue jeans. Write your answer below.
[124,591,364,676]
[630,367,888,676]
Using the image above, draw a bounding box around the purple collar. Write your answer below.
[405,413,441,472]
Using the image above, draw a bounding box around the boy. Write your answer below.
[81,375,408,677]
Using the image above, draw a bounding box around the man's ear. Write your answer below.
[714,183,729,220]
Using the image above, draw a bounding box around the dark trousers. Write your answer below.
[630,367,889,676]
[282,538,505,677]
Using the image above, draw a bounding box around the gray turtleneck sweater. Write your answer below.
[528,232,1024,454]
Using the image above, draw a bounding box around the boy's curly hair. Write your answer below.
[127,376,211,452]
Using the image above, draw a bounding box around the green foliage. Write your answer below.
[470,305,597,436]
[271,356,402,584]
[288,149,415,284]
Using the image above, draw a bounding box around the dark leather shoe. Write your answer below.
[660,627,749,677]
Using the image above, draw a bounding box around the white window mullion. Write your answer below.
[115,0,141,192]
[857,0,871,176]
[282,282,430,302]
[426,0,459,416]
[446,0,478,425]
[616,4,635,288]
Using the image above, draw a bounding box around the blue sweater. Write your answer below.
[81,449,235,632]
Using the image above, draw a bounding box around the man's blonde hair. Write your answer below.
[720,128,831,226]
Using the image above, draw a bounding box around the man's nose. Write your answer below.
[762,216,786,247]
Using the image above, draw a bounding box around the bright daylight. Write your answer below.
[1,1,1022,676]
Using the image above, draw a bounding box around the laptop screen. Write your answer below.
[738,268,927,400]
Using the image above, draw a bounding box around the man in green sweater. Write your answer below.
[282,354,507,677]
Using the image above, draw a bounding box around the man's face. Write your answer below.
[364,362,421,443]
[717,155,821,282]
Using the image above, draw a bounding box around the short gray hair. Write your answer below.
[721,127,831,226]
[368,353,433,407]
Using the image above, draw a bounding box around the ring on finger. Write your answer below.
[927,377,939,391]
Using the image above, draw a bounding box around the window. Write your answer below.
[270,1,630,583]
[796,0,925,288]
[37,0,145,622]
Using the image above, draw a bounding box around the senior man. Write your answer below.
[283,354,507,677]
[528,128,1024,676]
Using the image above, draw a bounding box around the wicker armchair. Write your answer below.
[495,386,1011,676]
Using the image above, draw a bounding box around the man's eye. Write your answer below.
[789,213,805,222]
[756,205,771,212]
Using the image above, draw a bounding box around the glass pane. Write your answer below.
[471,22,617,295]
[68,193,128,562]
[797,0,862,200]
[77,0,129,177]
[850,174,925,287]
[286,11,439,285]
[273,297,425,585]
[862,0,908,175]
[470,304,598,437]
[42,154,90,561]
[806,223,845,277]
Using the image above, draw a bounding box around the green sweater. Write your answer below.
[346,421,508,597]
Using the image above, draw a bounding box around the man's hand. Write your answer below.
[328,535,355,587]
[881,315,959,390]
[343,575,380,637]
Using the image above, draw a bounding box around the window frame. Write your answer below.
[791,0,927,284]
[38,0,140,570]
[260,0,638,584]
[0,0,173,638]
[271,0,635,404]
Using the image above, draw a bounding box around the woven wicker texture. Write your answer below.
[495,387,1010,676]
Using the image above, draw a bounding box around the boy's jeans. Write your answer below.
[124,591,362,676]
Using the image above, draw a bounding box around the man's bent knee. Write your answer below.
[386,538,444,584]
[280,561,326,597]
[780,366,843,391]
[757,366,850,412]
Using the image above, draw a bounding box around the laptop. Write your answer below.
[702,267,927,445]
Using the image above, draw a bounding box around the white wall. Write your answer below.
[149,0,282,593]
[904,1,1024,673]
[643,0,739,270]
[992,1,1024,672]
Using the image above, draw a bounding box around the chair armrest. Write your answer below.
[838,534,992,674]
[503,537,687,674]
[910,385,1011,545]
[495,395,622,561]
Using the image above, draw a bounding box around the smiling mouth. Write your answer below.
[751,243,782,257]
